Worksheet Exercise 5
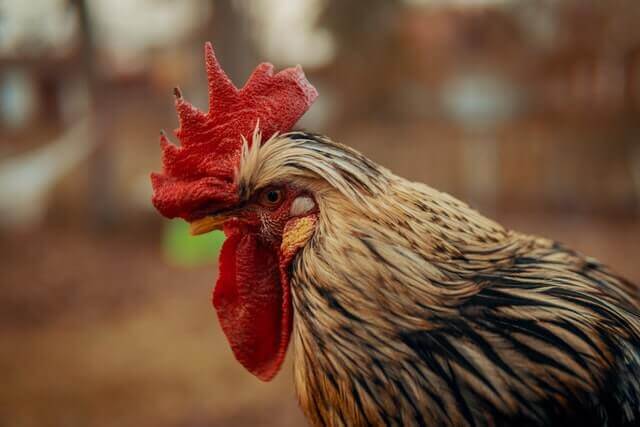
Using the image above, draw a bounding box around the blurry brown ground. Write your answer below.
[0,227,305,427]
[2,0,640,426]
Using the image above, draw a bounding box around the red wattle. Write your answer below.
[213,230,292,381]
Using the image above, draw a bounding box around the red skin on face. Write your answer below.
[214,186,316,381]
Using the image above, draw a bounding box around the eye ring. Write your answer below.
[259,187,284,207]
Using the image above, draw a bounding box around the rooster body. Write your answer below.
[152,45,640,427]
[241,132,640,426]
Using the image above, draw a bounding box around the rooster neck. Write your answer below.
[234,133,640,425]
[286,181,514,426]
[286,179,640,427]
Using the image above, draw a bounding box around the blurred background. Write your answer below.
[1,0,639,425]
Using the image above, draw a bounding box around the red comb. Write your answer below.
[151,42,318,219]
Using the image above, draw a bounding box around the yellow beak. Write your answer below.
[189,215,229,235]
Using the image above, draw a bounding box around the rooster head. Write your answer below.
[150,43,318,381]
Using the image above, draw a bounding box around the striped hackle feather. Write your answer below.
[236,130,640,427]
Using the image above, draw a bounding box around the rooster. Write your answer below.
[151,43,640,427]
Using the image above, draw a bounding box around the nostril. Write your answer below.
[290,196,315,217]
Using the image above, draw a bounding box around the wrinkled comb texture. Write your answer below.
[151,42,318,219]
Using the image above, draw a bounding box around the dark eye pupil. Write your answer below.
[267,191,279,203]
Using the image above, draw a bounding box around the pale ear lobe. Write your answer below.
[290,196,315,217]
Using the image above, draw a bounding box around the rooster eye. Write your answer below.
[259,187,284,207]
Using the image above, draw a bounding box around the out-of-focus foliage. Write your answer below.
[163,220,225,266]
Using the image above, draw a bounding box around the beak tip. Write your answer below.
[189,215,227,235]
